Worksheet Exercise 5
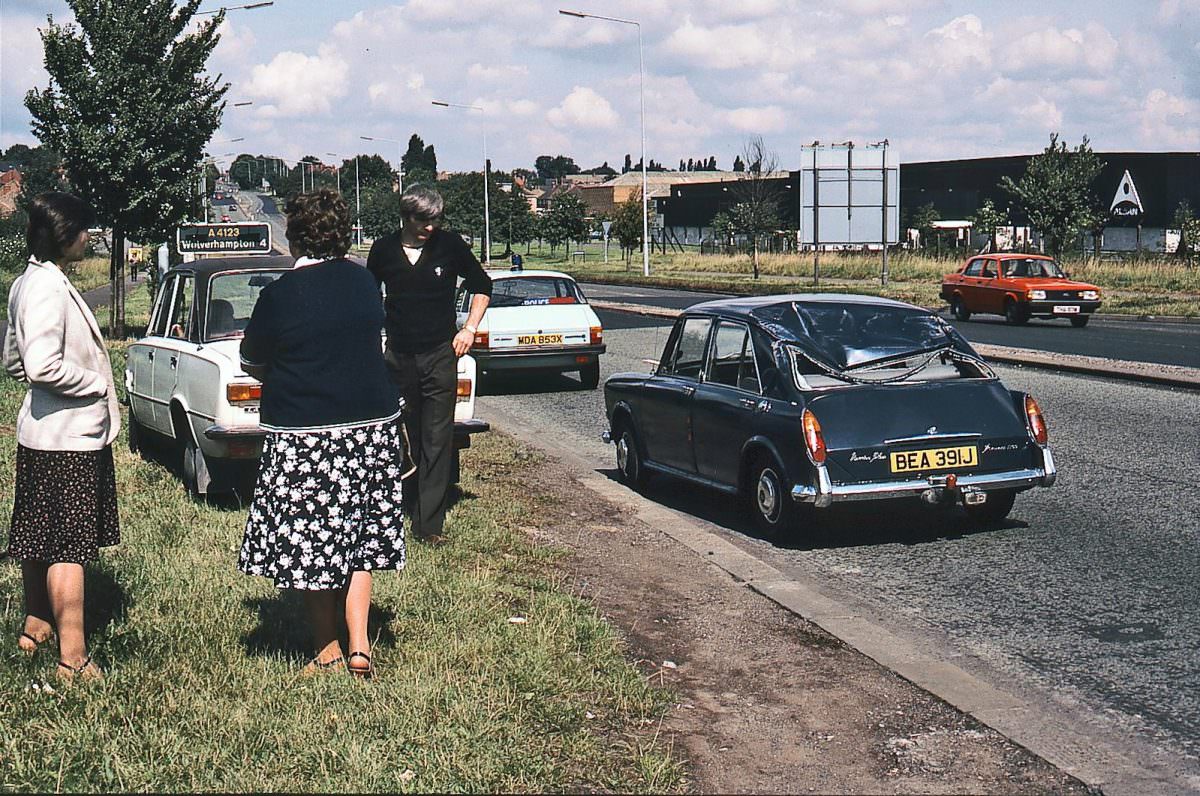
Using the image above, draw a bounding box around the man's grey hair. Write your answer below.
[399,185,444,221]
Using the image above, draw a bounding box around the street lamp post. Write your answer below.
[432,100,490,264]
[328,152,361,244]
[560,9,649,277]
[360,135,404,194]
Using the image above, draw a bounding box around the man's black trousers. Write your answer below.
[386,342,456,538]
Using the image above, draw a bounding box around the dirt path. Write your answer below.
[497,440,1092,794]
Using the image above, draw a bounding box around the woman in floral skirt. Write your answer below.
[238,189,407,678]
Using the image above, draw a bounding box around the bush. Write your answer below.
[0,234,27,272]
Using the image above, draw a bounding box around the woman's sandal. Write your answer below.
[347,651,373,680]
[301,655,345,676]
[19,631,52,654]
[56,656,103,683]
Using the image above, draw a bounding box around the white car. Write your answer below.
[458,268,606,388]
[125,255,487,497]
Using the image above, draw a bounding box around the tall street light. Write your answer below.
[327,151,361,244]
[432,100,490,264]
[360,135,404,194]
[560,8,649,276]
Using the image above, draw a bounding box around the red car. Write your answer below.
[220,214,232,223]
[940,254,1102,327]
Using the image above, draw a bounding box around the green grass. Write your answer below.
[512,244,1200,317]
[0,336,684,791]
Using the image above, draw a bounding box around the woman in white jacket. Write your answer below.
[2,192,120,683]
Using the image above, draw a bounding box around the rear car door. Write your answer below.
[638,315,711,474]
[128,275,176,431]
[959,258,985,310]
[693,319,764,486]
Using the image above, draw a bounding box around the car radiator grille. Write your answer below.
[1046,290,1080,300]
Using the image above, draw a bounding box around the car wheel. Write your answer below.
[614,420,648,490]
[964,488,1017,525]
[747,455,801,542]
[181,435,202,498]
[951,296,971,321]
[1070,315,1090,328]
[1005,300,1030,325]
[580,360,601,390]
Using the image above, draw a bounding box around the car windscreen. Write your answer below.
[205,270,285,341]
[751,301,973,371]
[489,277,584,308]
[1002,258,1064,278]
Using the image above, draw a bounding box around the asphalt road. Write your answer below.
[475,308,1200,778]
[578,282,1200,368]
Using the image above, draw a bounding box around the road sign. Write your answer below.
[177,222,272,254]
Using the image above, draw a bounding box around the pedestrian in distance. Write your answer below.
[3,192,121,683]
[238,189,408,679]
[367,185,492,545]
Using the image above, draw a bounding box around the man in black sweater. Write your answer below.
[367,186,492,543]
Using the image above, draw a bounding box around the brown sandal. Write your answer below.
[347,651,373,680]
[56,656,103,683]
[301,655,345,677]
[18,629,54,655]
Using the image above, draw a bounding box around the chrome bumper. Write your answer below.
[793,447,1057,508]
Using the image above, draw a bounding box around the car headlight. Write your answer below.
[1028,290,1046,300]
[1082,290,1099,300]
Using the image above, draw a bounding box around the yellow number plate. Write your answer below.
[890,445,978,473]
[517,333,564,346]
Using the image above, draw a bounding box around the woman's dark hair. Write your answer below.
[285,189,351,260]
[26,192,97,263]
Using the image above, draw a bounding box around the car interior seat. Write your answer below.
[208,299,238,337]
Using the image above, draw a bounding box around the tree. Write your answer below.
[733,155,745,172]
[346,154,396,191]
[0,144,70,236]
[909,202,940,250]
[623,154,632,174]
[1001,133,1104,259]
[610,189,653,268]
[709,209,736,247]
[497,184,537,255]
[540,191,588,253]
[729,137,783,279]
[359,185,401,238]
[1174,199,1200,260]
[969,199,1010,252]
[400,134,436,185]
[583,161,616,177]
[534,154,580,182]
[25,0,226,337]
[440,171,507,258]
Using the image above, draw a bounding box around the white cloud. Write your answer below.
[245,47,349,117]
[663,17,798,70]
[1017,96,1064,131]
[467,63,530,81]
[722,105,788,133]
[547,86,619,129]
[1140,89,1200,148]
[1002,23,1119,76]
[923,15,992,71]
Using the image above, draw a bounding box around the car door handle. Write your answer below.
[740,397,757,409]
[147,350,154,361]
[683,385,696,397]
[169,355,178,369]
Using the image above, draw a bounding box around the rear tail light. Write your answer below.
[1024,395,1048,446]
[456,378,472,402]
[227,382,261,403]
[801,408,827,466]
[472,331,489,349]
[590,325,603,346]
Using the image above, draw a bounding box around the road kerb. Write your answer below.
[590,299,1200,390]
[480,401,1195,795]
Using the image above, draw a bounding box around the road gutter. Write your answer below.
[590,299,1200,390]
[480,401,1198,795]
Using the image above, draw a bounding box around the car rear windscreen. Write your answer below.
[489,277,583,308]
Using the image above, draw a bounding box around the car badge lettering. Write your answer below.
[849,451,887,463]
[982,443,1021,453]
[926,426,938,435]
[434,266,444,277]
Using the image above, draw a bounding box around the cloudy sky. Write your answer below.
[2,0,1198,173]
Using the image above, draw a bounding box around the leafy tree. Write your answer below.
[25,0,226,337]
[1174,199,1200,259]
[610,189,651,268]
[583,161,616,177]
[440,171,507,259]
[540,191,588,253]
[534,154,580,182]
[709,209,736,246]
[338,154,395,192]
[1001,133,1104,259]
[359,185,401,238]
[496,184,537,255]
[730,137,782,278]
[400,134,437,185]
[622,154,632,174]
[732,155,745,172]
[909,202,940,250]
[969,199,1010,252]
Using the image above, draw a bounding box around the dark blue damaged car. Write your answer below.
[602,295,1057,539]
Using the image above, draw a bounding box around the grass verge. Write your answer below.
[0,343,684,791]
[509,245,1200,317]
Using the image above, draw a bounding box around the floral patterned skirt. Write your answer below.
[239,417,406,590]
